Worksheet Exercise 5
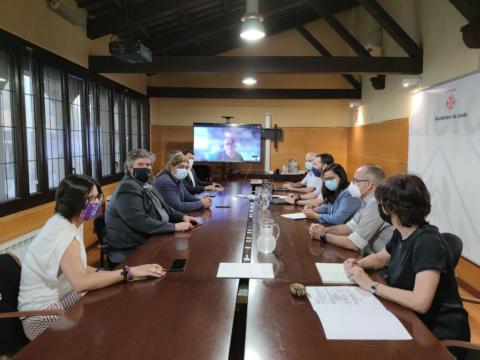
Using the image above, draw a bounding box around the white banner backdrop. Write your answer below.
[408,71,480,265]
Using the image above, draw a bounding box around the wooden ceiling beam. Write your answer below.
[448,0,480,22]
[296,26,361,89]
[309,0,371,57]
[147,87,361,99]
[89,55,422,74]
[87,0,206,39]
[148,0,306,53]
[357,0,422,58]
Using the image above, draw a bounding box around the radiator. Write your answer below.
[0,230,39,261]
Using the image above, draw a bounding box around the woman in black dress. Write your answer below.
[344,174,470,341]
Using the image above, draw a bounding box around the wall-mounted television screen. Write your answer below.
[193,123,262,163]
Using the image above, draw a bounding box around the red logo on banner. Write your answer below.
[446,94,456,111]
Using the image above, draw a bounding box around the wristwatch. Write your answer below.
[369,282,379,294]
[320,228,328,241]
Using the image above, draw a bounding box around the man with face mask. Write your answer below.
[309,164,394,253]
[105,149,200,266]
[284,153,334,205]
[182,150,223,195]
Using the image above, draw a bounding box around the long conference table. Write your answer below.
[14,182,452,359]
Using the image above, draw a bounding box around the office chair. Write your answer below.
[440,233,480,359]
[0,253,63,357]
[193,164,210,182]
[93,215,109,269]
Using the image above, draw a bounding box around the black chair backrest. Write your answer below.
[93,215,106,245]
[193,164,210,181]
[442,232,463,268]
[0,253,29,356]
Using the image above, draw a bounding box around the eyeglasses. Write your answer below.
[352,177,370,184]
[86,194,104,203]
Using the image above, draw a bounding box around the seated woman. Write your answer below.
[17,174,166,341]
[344,174,470,341]
[303,163,361,225]
[105,149,200,266]
[154,152,212,213]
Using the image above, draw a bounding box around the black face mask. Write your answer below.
[132,167,151,183]
[377,203,392,225]
[312,167,322,177]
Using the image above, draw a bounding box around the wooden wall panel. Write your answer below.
[270,127,349,173]
[0,182,119,248]
[347,118,408,177]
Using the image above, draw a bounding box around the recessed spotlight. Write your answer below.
[242,77,257,86]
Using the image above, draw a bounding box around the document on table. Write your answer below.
[217,263,274,279]
[236,194,257,200]
[306,286,412,340]
[281,212,307,220]
[316,263,354,285]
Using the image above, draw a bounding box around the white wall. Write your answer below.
[356,0,480,124]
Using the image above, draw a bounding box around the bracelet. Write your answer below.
[96,267,105,272]
[121,265,134,282]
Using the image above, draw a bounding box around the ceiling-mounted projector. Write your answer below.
[109,40,152,64]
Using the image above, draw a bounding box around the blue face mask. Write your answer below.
[175,168,189,181]
[305,161,313,171]
[312,167,322,177]
[324,179,338,191]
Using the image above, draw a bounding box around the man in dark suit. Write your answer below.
[105,149,201,266]
[183,150,223,195]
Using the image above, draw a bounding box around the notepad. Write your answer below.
[316,263,354,285]
[216,263,274,279]
[281,212,307,220]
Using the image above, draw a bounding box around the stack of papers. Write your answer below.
[281,212,307,220]
[306,286,412,340]
[216,263,274,279]
[316,263,354,285]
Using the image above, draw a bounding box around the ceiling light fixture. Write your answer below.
[349,100,361,108]
[0,77,6,82]
[242,77,257,85]
[402,76,421,88]
[240,0,265,41]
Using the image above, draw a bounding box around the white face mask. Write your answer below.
[188,159,194,168]
[347,182,362,198]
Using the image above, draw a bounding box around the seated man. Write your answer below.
[309,164,394,253]
[183,150,223,195]
[105,149,200,266]
[215,135,243,162]
[284,153,334,206]
[282,152,325,195]
[154,152,212,212]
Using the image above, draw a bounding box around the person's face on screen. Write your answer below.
[224,137,236,155]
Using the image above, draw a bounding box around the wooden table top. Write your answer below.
[14,181,452,360]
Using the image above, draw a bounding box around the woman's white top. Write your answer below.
[18,213,86,311]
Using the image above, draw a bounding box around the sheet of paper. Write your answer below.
[217,263,274,279]
[306,286,412,340]
[236,194,257,200]
[316,263,354,285]
[281,212,307,220]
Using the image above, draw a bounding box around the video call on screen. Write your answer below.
[193,124,262,163]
